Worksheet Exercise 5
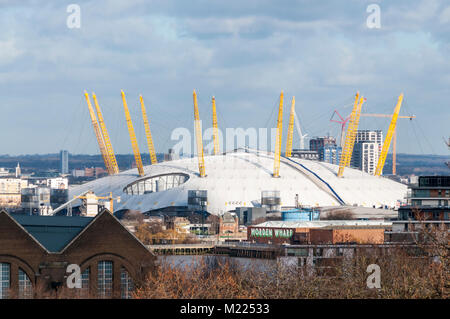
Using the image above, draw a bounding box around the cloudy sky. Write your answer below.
[0,0,449,156]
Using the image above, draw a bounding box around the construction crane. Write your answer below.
[330,110,350,148]
[121,90,145,177]
[95,192,121,213]
[92,93,120,174]
[193,90,206,177]
[211,96,220,155]
[273,91,284,178]
[360,112,415,175]
[84,91,113,175]
[337,93,365,177]
[75,191,121,215]
[374,93,404,176]
[139,95,158,165]
[285,96,295,157]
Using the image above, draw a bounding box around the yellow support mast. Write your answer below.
[92,93,119,174]
[273,91,284,178]
[212,96,220,155]
[337,93,365,177]
[344,96,365,168]
[374,93,404,176]
[84,91,113,175]
[139,95,158,165]
[121,90,145,177]
[285,96,295,157]
[193,90,206,177]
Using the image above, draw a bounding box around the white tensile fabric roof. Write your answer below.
[69,149,407,215]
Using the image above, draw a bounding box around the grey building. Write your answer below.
[60,150,69,175]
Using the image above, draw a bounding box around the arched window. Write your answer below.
[78,267,90,297]
[97,261,113,298]
[18,268,33,299]
[120,267,133,299]
[0,263,10,299]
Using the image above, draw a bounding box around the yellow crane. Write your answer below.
[337,93,365,177]
[92,93,120,174]
[360,112,415,175]
[374,93,404,176]
[285,96,295,157]
[84,91,113,175]
[211,96,220,155]
[273,91,284,178]
[193,90,206,177]
[121,90,145,177]
[75,191,120,214]
[139,95,158,165]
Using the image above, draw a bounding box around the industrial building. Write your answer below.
[247,220,391,245]
[0,210,156,299]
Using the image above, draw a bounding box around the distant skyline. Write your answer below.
[0,1,449,156]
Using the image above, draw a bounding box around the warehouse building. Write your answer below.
[247,220,391,245]
[0,210,156,299]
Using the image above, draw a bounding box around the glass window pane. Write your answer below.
[97,261,113,298]
[120,267,133,299]
[18,268,33,299]
[0,263,10,299]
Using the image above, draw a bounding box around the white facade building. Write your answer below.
[352,130,383,175]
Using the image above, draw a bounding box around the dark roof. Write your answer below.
[11,214,93,252]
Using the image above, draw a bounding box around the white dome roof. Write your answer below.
[69,149,407,215]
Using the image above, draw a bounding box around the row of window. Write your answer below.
[0,261,133,299]
[0,263,32,299]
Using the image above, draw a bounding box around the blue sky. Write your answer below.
[0,0,449,155]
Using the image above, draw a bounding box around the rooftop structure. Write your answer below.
[69,149,407,216]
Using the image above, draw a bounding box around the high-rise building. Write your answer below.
[309,136,337,152]
[15,163,21,178]
[309,136,340,164]
[351,130,383,175]
[322,145,342,165]
[60,150,69,175]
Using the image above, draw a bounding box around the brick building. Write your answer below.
[219,212,239,236]
[247,221,390,245]
[0,210,156,299]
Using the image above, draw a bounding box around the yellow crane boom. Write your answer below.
[193,90,206,177]
[212,96,220,155]
[273,91,284,178]
[337,93,365,177]
[374,93,404,176]
[121,90,145,177]
[360,113,415,175]
[84,91,113,175]
[285,96,295,157]
[92,93,119,174]
[139,95,158,165]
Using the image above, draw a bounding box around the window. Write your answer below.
[120,267,134,299]
[0,263,10,299]
[81,267,90,295]
[98,261,113,298]
[18,269,33,299]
